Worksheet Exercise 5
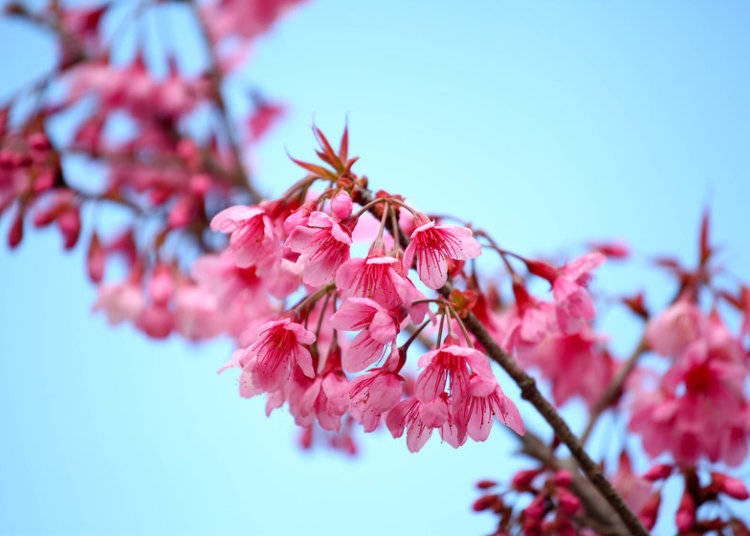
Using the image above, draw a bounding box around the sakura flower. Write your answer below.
[93,280,144,325]
[241,318,316,391]
[500,282,558,357]
[415,344,495,403]
[135,303,174,339]
[285,211,353,287]
[645,300,706,357]
[330,297,400,373]
[210,204,279,269]
[551,252,605,333]
[629,346,750,466]
[523,329,615,409]
[173,285,222,341]
[288,366,350,431]
[349,367,405,432]
[610,453,653,514]
[455,375,525,442]
[402,216,481,289]
[385,396,450,452]
[334,243,427,321]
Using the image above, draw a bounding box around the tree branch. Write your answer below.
[579,338,647,446]
[187,0,262,202]
[459,311,648,536]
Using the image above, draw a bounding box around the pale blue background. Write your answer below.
[2,1,750,535]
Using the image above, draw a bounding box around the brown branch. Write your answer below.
[579,338,647,446]
[186,0,261,202]
[460,310,648,536]
[518,431,627,535]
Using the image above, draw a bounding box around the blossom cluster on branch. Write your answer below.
[3,2,750,535]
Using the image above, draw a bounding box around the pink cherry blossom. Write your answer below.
[241,318,316,391]
[330,297,400,372]
[210,204,280,269]
[552,252,605,333]
[288,367,350,431]
[385,396,450,452]
[285,211,353,287]
[629,348,750,466]
[415,344,495,403]
[349,367,405,432]
[173,285,222,341]
[645,300,706,357]
[93,280,144,325]
[402,217,481,289]
[524,329,615,409]
[456,375,525,442]
[610,453,653,514]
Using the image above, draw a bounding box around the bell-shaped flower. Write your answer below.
[402,216,481,290]
[286,211,353,287]
[330,297,400,373]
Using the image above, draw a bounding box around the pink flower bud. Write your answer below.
[524,494,546,520]
[472,494,499,512]
[330,191,352,220]
[553,469,573,488]
[475,479,497,490]
[27,132,50,152]
[148,264,174,305]
[638,491,662,530]
[557,488,581,515]
[524,259,558,283]
[86,232,106,283]
[511,468,542,491]
[675,492,695,532]
[642,464,673,482]
[7,210,23,249]
[58,208,81,249]
[712,472,750,501]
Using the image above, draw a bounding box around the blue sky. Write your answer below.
[2,1,750,534]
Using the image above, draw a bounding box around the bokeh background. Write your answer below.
[2,1,750,534]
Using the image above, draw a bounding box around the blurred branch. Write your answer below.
[580,338,647,446]
[186,0,261,202]
[518,431,627,535]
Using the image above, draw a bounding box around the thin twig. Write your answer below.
[186,0,261,202]
[579,338,647,446]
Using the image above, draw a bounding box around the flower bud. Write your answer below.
[642,464,673,482]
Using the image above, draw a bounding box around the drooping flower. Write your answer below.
[285,211,353,287]
[645,300,706,358]
[330,297,400,373]
[210,203,279,269]
[240,318,316,391]
[522,328,615,409]
[402,216,481,289]
[336,254,404,309]
[415,344,495,404]
[385,396,450,452]
[349,367,405,432]
[288,366,350,431]
[551,252,605,333]
[458,375,525,441]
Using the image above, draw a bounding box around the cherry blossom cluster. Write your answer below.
[475,454,750,535]
[198,128,525,452]
[472,214,750,533]
[473,468,597,536]
[2,0,301,339]
[5,3,750,534]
